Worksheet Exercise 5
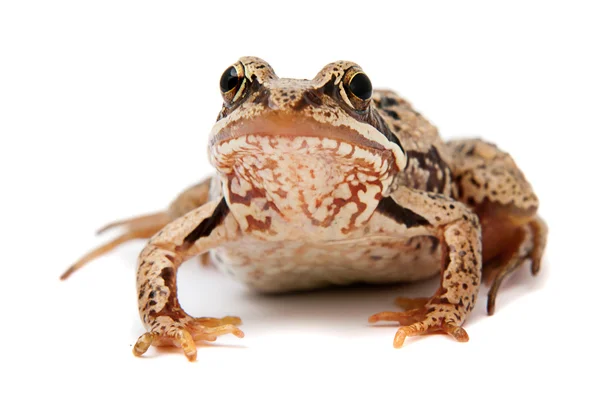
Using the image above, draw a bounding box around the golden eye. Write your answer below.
[219,63,245,104]
[342,69,373,110]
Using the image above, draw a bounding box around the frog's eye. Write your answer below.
[219,63,246,104]
[342,69,373,110]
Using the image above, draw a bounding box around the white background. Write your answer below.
[1,1,598,400]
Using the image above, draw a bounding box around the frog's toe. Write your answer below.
[368,309,424,326]
[133,327,198,361]
[188,317,245,341]
[133,316,244,361]
[370,300,469,348]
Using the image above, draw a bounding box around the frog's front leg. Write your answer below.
[369,187,482,348]
[133,198,244,361]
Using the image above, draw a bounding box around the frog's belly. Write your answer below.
[210,236,441,293]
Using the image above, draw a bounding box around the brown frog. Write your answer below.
[63,57,547,361]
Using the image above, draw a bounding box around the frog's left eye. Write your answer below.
[219,63,246,104]
[342,69,373,110]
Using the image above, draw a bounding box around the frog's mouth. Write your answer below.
[208,113,406,176]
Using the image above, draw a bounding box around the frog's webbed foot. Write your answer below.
[133,315,244,361]
[369,298,470,348]
[486,216,548,315]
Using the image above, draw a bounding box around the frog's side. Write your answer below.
[64,57,547,361]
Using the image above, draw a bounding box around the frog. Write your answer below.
[62,56,547,361]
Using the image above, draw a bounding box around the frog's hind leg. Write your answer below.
[485,216,547,314]
[447,139,548,315]
[61,178,212,280]
[60,212,171,280]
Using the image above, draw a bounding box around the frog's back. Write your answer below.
[372,90,454,197]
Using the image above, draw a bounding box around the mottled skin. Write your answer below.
[64,57,547,360]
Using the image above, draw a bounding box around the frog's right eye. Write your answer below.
[219,63,246,104]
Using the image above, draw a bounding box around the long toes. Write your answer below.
[190,323,245,339]
[368,310,423,326]
[176,329,197,361]
[133,332,156,357]
[193,316,242,327]
[393,327,410,348]
[391,322,469,348]
[443,323,469,342]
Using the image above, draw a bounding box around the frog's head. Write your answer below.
[208,57,407,236]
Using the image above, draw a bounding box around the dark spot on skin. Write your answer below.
[147,267,187,321]
[306,89,323,106]
[407,147,451,193]
[149,291,155,299]
[449,204,455,209]
[184,197,230,244]
[462,283,468,290]
[430,237,440,253]
[253,88,271,106]
[376,197,431,228]
[384,109,400,120]
[379,96,399,107]
[370,255,382,261]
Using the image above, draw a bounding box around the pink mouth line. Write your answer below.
[210,114,387,152]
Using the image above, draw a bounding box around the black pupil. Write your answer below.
[349,73,372,101]
[220,66,239,93]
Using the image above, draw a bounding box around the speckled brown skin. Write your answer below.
[66,57,547,360]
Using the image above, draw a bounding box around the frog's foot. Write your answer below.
[60,212,170,280]
[133,316,244,361]
[486,216,548,315]
[369,298,470,348]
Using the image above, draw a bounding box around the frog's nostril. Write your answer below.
[303,90,323,107]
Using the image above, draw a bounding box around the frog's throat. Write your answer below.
[209,130,398,239]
